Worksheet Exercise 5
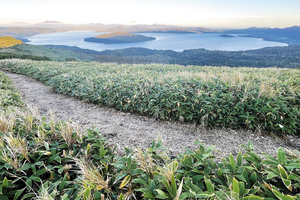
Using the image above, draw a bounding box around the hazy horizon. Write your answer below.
[1,0,300,28]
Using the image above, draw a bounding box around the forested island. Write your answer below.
[219,34,234,37]
[84,32,156,44]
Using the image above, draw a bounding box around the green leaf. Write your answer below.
[171,174,177,197]
[35,169,47,176]
[4,163,12,170]
[285,163,300,170]
[282,178,292,191]
[30,164,36,174]
[289,173,300,181]
[21,193,35,200]
[2,177,8,188]
[25,179,32,191]
[278,164,288,179]
[229,154,236,172]
[155,189,168,199]
[61,193,70,200]
[272,188,295,200]
[29,175,41,182]
[195,191,215,198]
[232,178,240,195]
[44,141,49,150]
[237,151,242,167]
[267,171,278,179]
[277,148,286,165]
[131,168,143,175]
[261,159,278,166]
[132,178,148,186]
[127,155,132,170]
[94,191,102,200]
[83,187,91,200]
[19,164,31,171]
[204,176,215,193]
[13,188,25,200]
[243,196,264,200]
[59,172,68,192]
[179,192,191,200]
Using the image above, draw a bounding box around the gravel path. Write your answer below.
[4,71,299,157]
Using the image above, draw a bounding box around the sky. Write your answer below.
[1,0,300,28]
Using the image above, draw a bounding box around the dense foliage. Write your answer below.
[0,53,51,61]
[1,65,300,199]
[1,60,299,136]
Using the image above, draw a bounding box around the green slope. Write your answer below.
[0,44,93,61]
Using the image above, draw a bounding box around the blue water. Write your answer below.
[25,31,288,52]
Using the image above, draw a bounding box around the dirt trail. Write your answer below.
[4,71,299,157]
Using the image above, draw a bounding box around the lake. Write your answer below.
[25,31,288,52]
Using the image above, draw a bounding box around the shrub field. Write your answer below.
[1,63,300,199]
[1,59,299,135]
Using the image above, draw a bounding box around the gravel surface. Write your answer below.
[4,71,300,158]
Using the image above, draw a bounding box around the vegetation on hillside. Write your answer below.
[0,36,23,48]
[0,53,51,61]
[0,44,89,61]
[44,45,300,68]
[1,59,299,135]
[1,70,300,199]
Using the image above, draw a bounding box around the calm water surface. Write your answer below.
[25,31,288,52]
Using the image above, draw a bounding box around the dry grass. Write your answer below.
[135,149,155,177]
[59,121,81,148]
[74,158,111,197]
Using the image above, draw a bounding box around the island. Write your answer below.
[219,34,234,37]
[84,32,156,44]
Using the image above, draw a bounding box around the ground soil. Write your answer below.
[4,71,300,158]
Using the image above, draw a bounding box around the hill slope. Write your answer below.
[0,44,93,61]
[0,36,23,48]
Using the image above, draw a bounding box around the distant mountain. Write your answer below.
[0,27,69,38]
[104,25,217,33]
[223,26,300,45]
[12,22,30,25]
[39,21,62,24]
[84,32,155,44]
